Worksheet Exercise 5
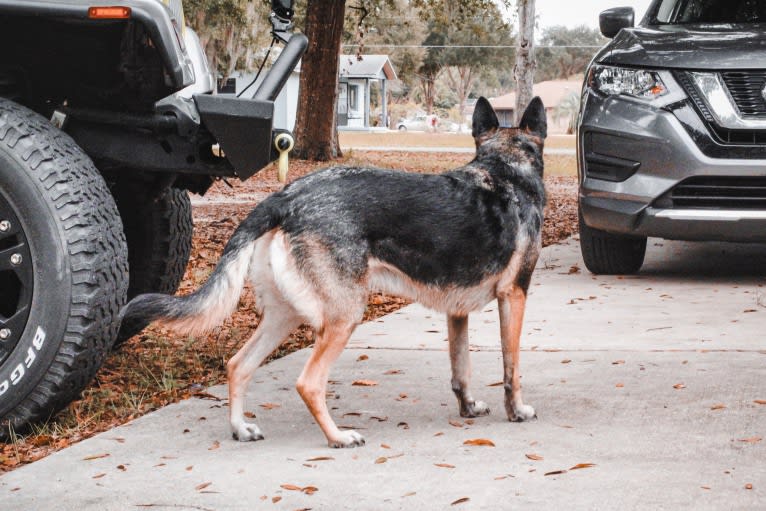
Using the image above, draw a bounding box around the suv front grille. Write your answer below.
[670,176,766,209]
[720,71,766,117]
[676,71,766,146]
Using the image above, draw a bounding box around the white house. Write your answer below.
[337,54,397,131]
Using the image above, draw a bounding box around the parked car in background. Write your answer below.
[396,114,435,131]
[578,0,766,274]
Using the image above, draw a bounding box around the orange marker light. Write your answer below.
[88,6,131,19]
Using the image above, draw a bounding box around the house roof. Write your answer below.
[339,54,397,81]
[489,79,582,111]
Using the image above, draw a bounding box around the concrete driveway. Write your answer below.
[1,237,764,510]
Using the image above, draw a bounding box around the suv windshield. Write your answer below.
[654,0,766,24]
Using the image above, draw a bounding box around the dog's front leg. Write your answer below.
[296,322,365,448]
[448,314,490,418]
[498,291,536,422]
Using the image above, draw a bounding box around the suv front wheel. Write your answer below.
[0,99,128,435]
[579,206,647,275]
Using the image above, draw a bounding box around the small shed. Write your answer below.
[337,54,397,130]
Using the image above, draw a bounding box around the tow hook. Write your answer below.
[274,132,294,183]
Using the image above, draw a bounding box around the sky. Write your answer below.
[533,0,654,30]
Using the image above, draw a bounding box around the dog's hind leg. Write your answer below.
[228,310,302,441]
[448,314,490,418]
[498,290,536,422]
[296,321,364,448]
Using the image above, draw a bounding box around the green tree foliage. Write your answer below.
[535,25,607,82]
[183,0,273,81]
[413,0,512,114]
[343,0,427,98]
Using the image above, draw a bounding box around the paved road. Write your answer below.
[2,238,764,510]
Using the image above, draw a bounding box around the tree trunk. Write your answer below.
[513,0,536,124]
[294,0,347,161]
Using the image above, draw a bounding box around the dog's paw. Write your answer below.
[508,403,536,422]
[232,422,265,442]
[460,400,491,418]
[328,430,366,449]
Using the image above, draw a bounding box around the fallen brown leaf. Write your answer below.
[195,482,212,491]
[486,381,504,387]
[272,496,282,503]
[754,399,766,405]
[673,383,686,390]
[402,491,416,497]
[434,432,444,436]
[259,402,280,410]
[738,436,762,444]
[435,463,456,469]
[464,438,495,447]
[92,473,106,479]
[384,369,402,375]
[83,453,110,461]
[612,360,625,365]
[449,420,464,428]
[302,486,319,495]
[352,380,378,387]
[208,441,220,451]
[451,497,470,506]
[244,411,256,418]
[116,464,127,471]
[375,457,388,464]
[357,354,369,361]
[306,456,334,462]
[280,484,303,491]
[615,383,624,388]
[397,422,409,429]
[380,443,391,449]
[525,453,544,461]
[569,463,597,470]
[710,403,726,410]
[745,483,753,490]
[544,470,567,476]
[561,359,571,364]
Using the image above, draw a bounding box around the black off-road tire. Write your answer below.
[0,98,128,436]
[113,185,193,344]
[579,207,647,275]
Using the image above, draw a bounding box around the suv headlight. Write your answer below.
[589,65,668,100]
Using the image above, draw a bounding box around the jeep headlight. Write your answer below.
[589,65,667,100]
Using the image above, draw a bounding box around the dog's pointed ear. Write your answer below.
[519,96,547,138]
[472,97,499,139]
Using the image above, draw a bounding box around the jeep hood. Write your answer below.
[597,25,766,70]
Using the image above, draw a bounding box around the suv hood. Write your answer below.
[598,25,766,70]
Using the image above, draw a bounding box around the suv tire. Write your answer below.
[113,185,193,344]
[579,207,647,274]
[0,99,128,435]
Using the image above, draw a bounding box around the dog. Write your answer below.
[120,96,547,448]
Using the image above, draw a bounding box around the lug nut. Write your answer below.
[0,329,10,340]
[10,253,22,265]
[0,220,9,232]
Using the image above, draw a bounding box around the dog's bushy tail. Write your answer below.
[120,197,283,336]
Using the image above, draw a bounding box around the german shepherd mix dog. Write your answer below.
[121,97,547,448]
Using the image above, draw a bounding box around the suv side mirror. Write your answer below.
[599,7,634,38]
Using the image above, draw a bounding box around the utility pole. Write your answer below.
[514,0,536,124]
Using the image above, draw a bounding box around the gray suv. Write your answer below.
[578,0,766,274]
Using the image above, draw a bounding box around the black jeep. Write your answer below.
[0,0,306,433]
